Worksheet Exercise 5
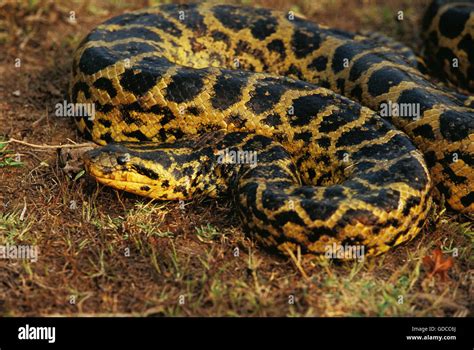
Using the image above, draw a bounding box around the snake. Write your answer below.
[70,1,474,256]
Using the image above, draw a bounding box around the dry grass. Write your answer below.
[0,0,472,317]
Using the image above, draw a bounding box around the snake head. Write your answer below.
[83,142,199,200]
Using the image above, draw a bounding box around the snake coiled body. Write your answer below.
[71,2,473,256]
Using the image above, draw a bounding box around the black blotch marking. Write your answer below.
[246,77,291,114]
[226,113,246,128]
[443,164,467,184]
[244,134,274,150]
[165,68,206,103]
[424,150,437,168]
[71,82,91,101]
[273,210,306,227]
[286,64,304,80]
[149,104,175,125]
[319,80,330,88]
[293,131,312,142]
[140,186,151,192]
[349,54,384,82]
[317,136,331,149]
[123,129,150,141]
[219,132,248,149]
[250,16,277,40]
[182,166,195,177]
[439,5,470,39]
[300,199,338,221]
[345,180,371,193]
[402,196,421,216]
[306,168,316,181]
[315,155,331,166]
[120,68,158,96]
[262,113,282,127]
[355,188,401,212]
[212,72,248,110]
[186,106,202,116]
[179,5,207,32]
[213,5,252,31]
[335,116,390,147]
[98,118,112,128]
[261,189,287,211]
[368,67,407,97]
[79,41,156,76]
[255,145,292,165]
[239,182,269,223]
[422,0,439,31]
[461,192,474,208]
[267,39,286,59]
[308,56,328,72]
[458,33,474,64]
[93,77,117,98]
[137,55,173,73]
[353,134,415,161]
[100,132,113,143]
[291,22,322,58]
[336,78,345,95]
[289,94,331,127]
[351,85,363,101]
[332,42,365,74]
[318,101,361,132]
[439,110,473,142]
[211,30,230,46]
[412,123,436,140]
[354,160,376,172]
[396,88,452,118]
[323,186,346,200]
[234,40,264,61]
[96,101,114,114]
[291,186,316,199]
[119,102,143,125]
[338,209,379,227]
[307,226,336,242]
[359,156,428,191]
[132,164,159,180]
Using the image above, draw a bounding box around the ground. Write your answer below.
[0,0,472,316]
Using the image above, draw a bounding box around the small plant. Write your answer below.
[195,224,221,243]
[0,138,23,168]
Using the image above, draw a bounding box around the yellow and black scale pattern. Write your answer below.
[71,2,473,256]
[422,0,474,93]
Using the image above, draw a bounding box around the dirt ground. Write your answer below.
[0,0,472,316]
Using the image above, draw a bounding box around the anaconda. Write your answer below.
[70,1,473,256]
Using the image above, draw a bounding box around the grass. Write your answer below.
[0,210,33,244]
[0,139,23,168]
[0,0,471,317]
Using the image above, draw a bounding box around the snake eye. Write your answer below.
[117,153,130,165]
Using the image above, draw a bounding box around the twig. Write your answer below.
[284,245,310,281]
[6,138,94,149]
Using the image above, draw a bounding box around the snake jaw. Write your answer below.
[82,143,204,200]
